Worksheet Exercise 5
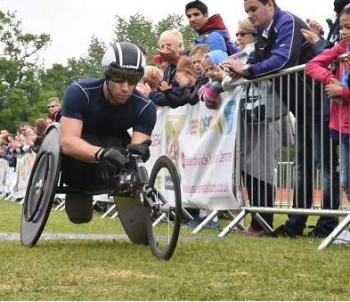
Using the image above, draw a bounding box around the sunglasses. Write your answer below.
[106,64,143,85]
[47,105,57,109]
[109,75,140,85]
[235,32,253,37]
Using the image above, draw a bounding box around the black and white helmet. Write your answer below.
[102,42,146,84]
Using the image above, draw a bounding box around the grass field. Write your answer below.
[1,199,350,300]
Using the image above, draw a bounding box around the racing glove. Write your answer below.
[95,147,129,170]
[126,139,152,162]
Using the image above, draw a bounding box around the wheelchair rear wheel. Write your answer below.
[20,124,61,247]
[146,156,182,260]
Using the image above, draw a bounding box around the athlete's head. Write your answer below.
[102,42,146,105]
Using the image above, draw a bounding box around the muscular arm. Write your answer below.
[131,131,151,144]
[61,116,100,162]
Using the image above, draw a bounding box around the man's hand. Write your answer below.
[301,28,320,45]
[214,65,226,81]
[222,59,243,78]
[126,139,152,162]
[156,48,180,63]
[95,147,129,170]
[325,78,343,98]
[307,19,324,36]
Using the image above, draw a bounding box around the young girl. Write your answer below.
[198,50,228,109]
[305,4,350,199]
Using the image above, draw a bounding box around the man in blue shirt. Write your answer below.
[61,42,157,224]
[185,0,238,55]
[223,0,322,236]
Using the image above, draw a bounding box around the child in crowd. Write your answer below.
[141,66,163,91]
[189,44,210,75]
[305,4,350,200]
[198,50,228,109]
[158,56,200,108]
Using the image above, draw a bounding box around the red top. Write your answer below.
[305,40,350,134]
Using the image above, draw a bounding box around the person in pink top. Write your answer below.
[305,4,350,200]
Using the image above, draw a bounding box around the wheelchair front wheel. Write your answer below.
[146,156,182,260]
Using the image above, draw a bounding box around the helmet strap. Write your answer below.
[105,79,115,105]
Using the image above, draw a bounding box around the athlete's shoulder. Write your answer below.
[74,78,104,90]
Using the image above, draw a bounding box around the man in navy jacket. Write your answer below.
[224,0,325,237]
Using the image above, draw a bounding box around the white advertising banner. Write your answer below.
[149,88,242,210]
[15,153,36,199]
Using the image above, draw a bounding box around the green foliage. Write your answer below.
[0,88,30,131]
[65,36,106,82]
[0,10,51,131]
[113,13,196,62]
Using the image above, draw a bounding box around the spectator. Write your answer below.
[189,44,210,75]
[224,0,319,237]
[34,118,48,137]
[185,0,239,55]
[279,1,350,238]
[199,49,228,110]
[152,54,168,72]
[47,97,62,123]
[222,18,256,90]
[158,56,198,108]
[138,29,184,107]
[140,66,163,91]
[24,126,37,147]
[305,4,350,206]
[222,18,278,234]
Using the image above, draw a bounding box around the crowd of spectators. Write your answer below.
[135,0,350,235]
[0,97,62,168]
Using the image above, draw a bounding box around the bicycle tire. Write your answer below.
[146,155,182,260]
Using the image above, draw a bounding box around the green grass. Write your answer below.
[1,199,350,300]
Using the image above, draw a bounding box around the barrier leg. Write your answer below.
[251,213,274,233]
[5,194,13,201]
[181,207,194,221]
[318,213,350,250]
[110,211,119,219]
[218,209,248,238]
[192,210,219,234]
[227,210,246,231]
[100,204,116,219]
[152,213,167,227]
[55,200,65,211]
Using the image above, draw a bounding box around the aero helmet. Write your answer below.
[102,42,146,84]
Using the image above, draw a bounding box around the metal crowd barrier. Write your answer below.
[217,63,350,249]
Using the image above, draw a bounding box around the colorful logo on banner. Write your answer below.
[224,99,237,134]
[165,115,186,167]
[187,99,237,137]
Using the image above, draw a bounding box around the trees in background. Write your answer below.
[113,13,195,61]
[0,10,195,132]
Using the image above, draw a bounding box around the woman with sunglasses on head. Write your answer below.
[60,42,157,224]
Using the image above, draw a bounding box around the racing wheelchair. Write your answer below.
[20,123,182,260]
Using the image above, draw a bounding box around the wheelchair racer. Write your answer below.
[60,42,157,224]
